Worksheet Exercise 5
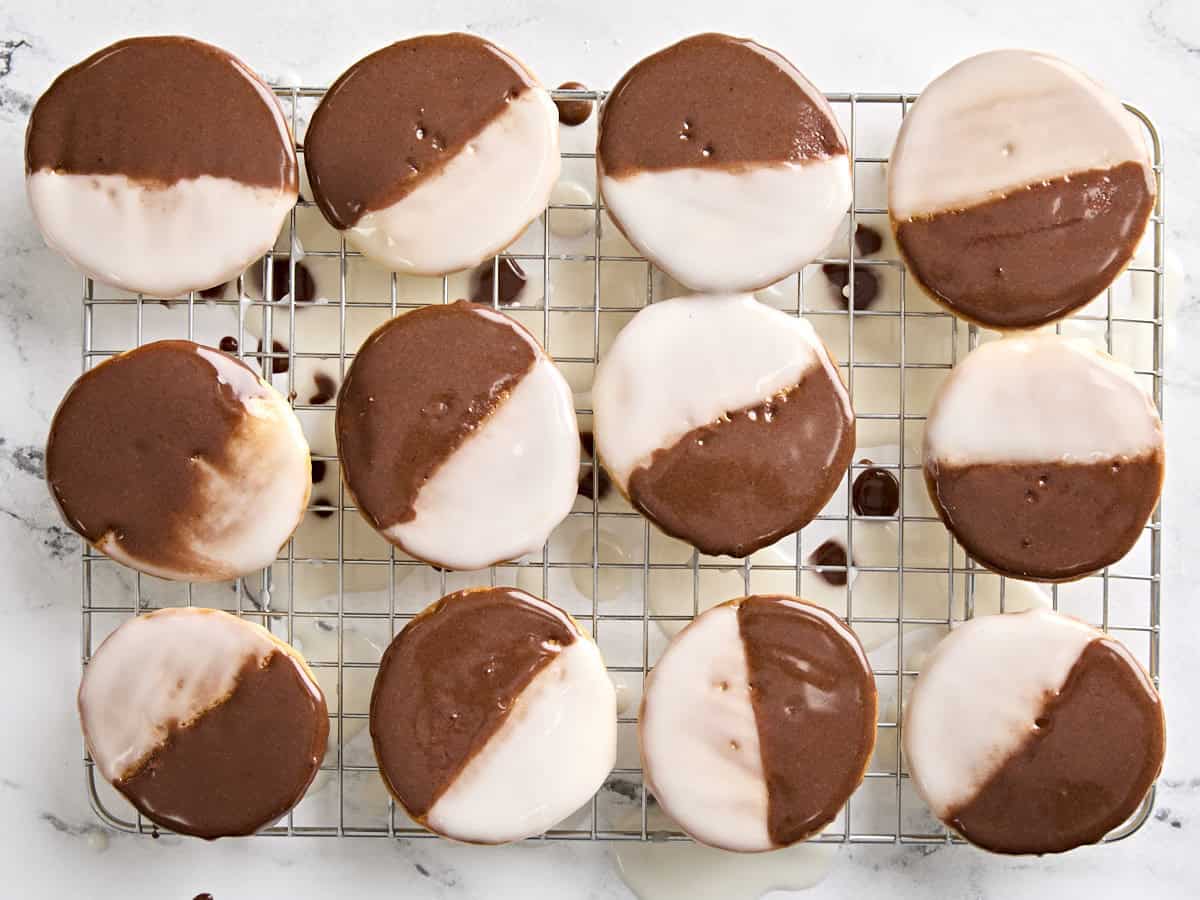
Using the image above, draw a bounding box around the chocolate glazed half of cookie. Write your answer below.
[592,294,854,559]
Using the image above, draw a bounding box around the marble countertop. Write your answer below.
[3,0,1199,897]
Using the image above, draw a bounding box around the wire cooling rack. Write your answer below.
[78,86,1165,844]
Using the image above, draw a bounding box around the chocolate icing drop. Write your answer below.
[554,81,593,126]
[736,596,876,846]
[820,264,879,310]
[370,587,575,818]
[310,459,327,484]
[947,638,1164,854]
[308,373,336,405]
[852,466,899,517]
[470,257,527,306]
[218,336,239,354]
[256,339,289,375]
[808,539,850,586]
[578,431,613,502]
[115,651,328,839]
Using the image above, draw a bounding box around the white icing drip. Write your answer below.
[426,636,616,843]
[890,49,1151,219]
[600,157,851,293]
[902,608,1097,817]
[639,603,772,852]
[924,333,1162,466]
[26,172,296,297]
[96,355,311,582]
[79,608,279,783]
[591,294,831,487]
[345,89,560,275]
[386,355,579,570]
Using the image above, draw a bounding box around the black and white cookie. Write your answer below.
[904,609,1164,854]
[370,587,615,843]
[26,37,298,297]
[598,33,851,293]
[924,334,1163,581]
[46,340,311,581]
[591,294,854,558]
[335,302,579,570]
[890,50,1155,329]
[640,595,876,852]
[304,34,560,275]
[80,608,328,838]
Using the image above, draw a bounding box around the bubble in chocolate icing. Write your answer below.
[852,466,900,517]
[470,257,527,307]
[808,539,850,586]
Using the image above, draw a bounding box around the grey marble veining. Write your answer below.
[2,1,1199,897]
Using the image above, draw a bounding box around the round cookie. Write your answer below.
[923,334,1163,581]
[80,608,328,838]
[370,587,616,843]
[889,50,1155,329]
[597,33,851,293]
[903,608,1164,854]
[46,340,310,581]
[640,595,876,852]
[26,36,298,297]
[591,293,854,558]
[335,301,579,571]
[304,34,560,275]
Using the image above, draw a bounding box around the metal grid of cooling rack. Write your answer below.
[79,86,1165,844]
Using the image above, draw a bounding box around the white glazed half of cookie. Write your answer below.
[370,587,616,843]
[335,301,579,570]
[640,595,876,852]
[889,49,1155,329]
[597,33,851,293]
[45,340,311,582]
[591,293,854,558]
[25,36,298,297]
[923,333,1164,582]
[304,33,559,275]
[903,609,1164,854]
[80,608,328,839]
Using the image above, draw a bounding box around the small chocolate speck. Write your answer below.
[309,372,337,405]
[470,257,527,307]
[218,336,238,354]
[256,339,289,374]
[313,497,334,519]
[194,894,214,900]
[554,81,593,126]
[809,539,850,586]
[852,467,899,517]
[311,459,327,484]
